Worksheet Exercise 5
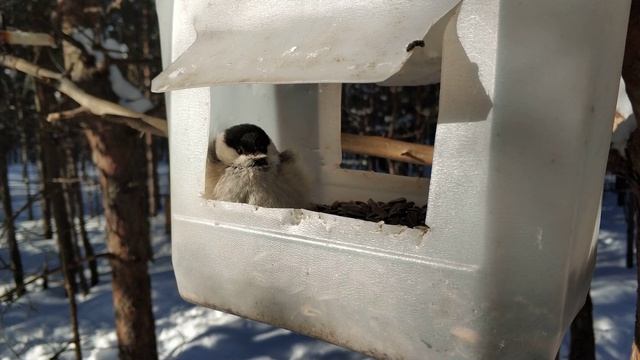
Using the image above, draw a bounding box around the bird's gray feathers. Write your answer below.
[204,143,309,209]
[272,150,309,208]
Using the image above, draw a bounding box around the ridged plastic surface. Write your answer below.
[154,0,631,358]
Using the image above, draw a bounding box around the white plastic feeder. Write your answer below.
[153,0,631,358]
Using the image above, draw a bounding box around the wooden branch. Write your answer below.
[46,106,166,136]
[0,54,168,136]
[0,30,56,47]
[341,133,434,166]
[47,107,88,122]
[0,53,62,80]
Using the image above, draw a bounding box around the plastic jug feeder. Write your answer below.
[152,0,631,358]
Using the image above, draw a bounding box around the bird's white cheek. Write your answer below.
[215,136,239,165]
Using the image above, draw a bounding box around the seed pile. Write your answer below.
[314,198,427,228]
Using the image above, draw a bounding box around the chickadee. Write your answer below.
[204,124,309,208]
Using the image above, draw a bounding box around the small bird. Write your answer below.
[204,124,309,208]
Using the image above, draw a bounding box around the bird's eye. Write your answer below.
[253,158,268,167]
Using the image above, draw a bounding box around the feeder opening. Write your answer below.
[306,83,439,227]
[340,83,439,178]
[200,83,439,228]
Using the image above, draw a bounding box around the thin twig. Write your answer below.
[0,252,114,302]
[0,191,44,240]
[48,340,73,360]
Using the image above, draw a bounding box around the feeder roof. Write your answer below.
[152,0,460,92]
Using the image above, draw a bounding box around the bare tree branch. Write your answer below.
[0,53,168,136]
[47,107,165,136]
[0,252,114,302]
[342,133,434,165]
[0,30,56,47]
[48,340,73,360]
[47,107,88,122]
[89,115,165,136]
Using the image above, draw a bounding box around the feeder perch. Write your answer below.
[152,0,631,358]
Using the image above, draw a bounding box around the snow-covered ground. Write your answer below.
[0,215,365,360]
[0,163,636,359]
[0,163,365,360]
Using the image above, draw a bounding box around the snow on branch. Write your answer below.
[0,53,167,137]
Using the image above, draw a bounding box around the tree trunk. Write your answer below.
[164,195,171,235]
[569,292,595,360]
[84,123,158,360]
[38,96,88,357]
[63,136,97,289]
[42,263,49,290]
[33,57,54,239]
[73,154,98,286]
[62,173,89,296]
[140,0,160,217]
[34,117,53,239]
[56,190,83,360]
[40,115,77,295]
[60,231,83,360]
[17,105,34,221]
[33,85,81,359]
[58,2,158,357]
[41,122,82,357]
[0,150,25,297]
[145,134,159,217]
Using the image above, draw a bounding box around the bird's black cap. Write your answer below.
[224,124,271,155]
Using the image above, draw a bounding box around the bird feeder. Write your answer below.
[152,0,631,358]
